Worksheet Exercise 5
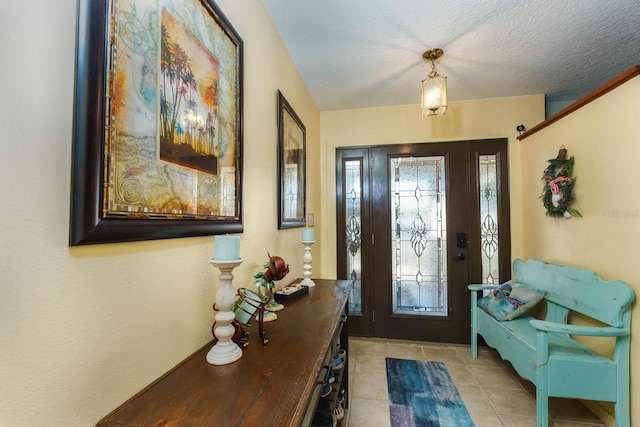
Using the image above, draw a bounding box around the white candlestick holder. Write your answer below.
[207,258,243,365]
[300,240,316,287]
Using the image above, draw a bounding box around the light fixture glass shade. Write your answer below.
[421,72,448,116]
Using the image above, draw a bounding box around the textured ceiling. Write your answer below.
[262,0,640,112]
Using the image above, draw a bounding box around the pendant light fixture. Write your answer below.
[421,48,448,116]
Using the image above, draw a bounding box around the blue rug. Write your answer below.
[386,358,475,427]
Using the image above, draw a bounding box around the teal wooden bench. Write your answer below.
[469,258,634,427]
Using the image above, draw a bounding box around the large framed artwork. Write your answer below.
[70,0,243,245]
[277,90,306,229]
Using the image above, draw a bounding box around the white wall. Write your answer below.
[0,1,320,425]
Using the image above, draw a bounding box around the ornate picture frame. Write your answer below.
[277,90,306,229]
[70,0,243,245]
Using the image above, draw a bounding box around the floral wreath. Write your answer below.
[540,146,582,218]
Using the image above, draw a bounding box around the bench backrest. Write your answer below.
[513,258,634,328]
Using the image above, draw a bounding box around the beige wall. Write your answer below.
[519,76,640,424]
[0,1,320,425]
[318,96,545,279]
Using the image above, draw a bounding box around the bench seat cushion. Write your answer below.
[477,282,545,321]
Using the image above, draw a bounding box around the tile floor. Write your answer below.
[345,337,608,427]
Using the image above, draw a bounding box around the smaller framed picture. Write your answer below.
[277,90,306,229]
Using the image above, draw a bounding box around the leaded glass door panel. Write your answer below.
[390,155,449,317]
[336,148,372,336]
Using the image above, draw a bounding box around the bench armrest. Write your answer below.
[468,284,499,291]
[529,319,630,337]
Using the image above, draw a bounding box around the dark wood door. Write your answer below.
[336,139,511,343]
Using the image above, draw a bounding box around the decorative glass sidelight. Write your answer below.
[478,155,499,284]
[345,160,363,314]
[390,156,447,317]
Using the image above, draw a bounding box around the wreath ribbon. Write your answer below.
[548,176,570,195]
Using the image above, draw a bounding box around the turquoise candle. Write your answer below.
[302,228,315,241]
[213,235,240,260]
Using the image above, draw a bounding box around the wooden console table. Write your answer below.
[97,279,352,426]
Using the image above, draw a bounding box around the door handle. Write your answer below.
[456,252,466,261]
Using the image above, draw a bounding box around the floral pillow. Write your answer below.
[477,282,545,321]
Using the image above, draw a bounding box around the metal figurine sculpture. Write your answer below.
[228,287,263,349]
[254,253,290,345]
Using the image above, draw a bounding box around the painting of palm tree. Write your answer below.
[159,9,219,175]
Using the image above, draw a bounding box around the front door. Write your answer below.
[336,139,511,343]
